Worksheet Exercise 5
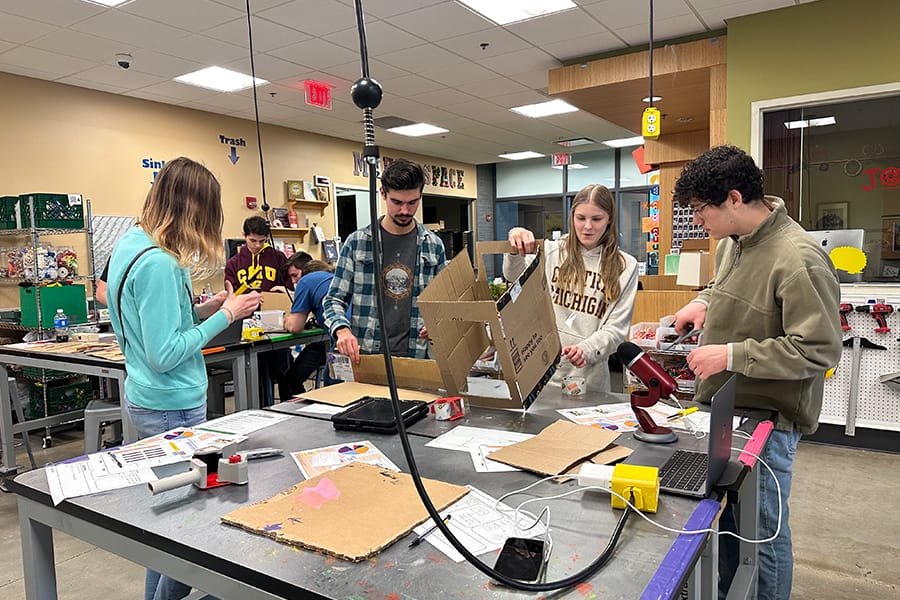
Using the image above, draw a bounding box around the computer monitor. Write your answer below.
[225,238,245,260]
[806,229,865,283]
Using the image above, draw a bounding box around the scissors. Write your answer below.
[662,328,703,351]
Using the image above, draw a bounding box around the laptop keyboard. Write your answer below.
[660,450,708,492]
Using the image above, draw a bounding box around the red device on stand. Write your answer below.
[617,342,680,444]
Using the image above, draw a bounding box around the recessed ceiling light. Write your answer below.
[552,163,588,170]
[175,67,268,92]
[80,0,135,6]
[458,0,576,25]
[386,123,449,137]
[642,96,663,103]
[498,151,545,160]
[556,137,595,147]
[601,136,645,148]
[510,99,578,118]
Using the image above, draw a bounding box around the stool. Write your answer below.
[83,398,123,453]
[206,368,233,418]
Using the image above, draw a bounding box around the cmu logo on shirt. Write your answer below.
[236,264,278,288]
[549,266,608,319]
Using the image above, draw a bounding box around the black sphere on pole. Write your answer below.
[350,77,383,110]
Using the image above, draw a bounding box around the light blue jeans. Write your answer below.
[719,427,800,600]
[124,396,207,600]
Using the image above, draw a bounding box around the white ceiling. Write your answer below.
[0,0,816,165]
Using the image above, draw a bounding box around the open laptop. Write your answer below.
[807,229,865,283]
[626,375,736,498]
[204,320,245,349]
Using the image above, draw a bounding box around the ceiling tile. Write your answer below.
[57,64,165,91]
[161,35,250,67]
[376,73,445,97]
[325,21,425,55]
[389,2,493,42]
[584,0,693,30]
[327,59,409,83]
[71,11,189,49]
[268,38,359,69]
[506,69,551,89]
[257,0,357,37]
[0,0,104,27]
[0,12,58,44]
[488,89,551,108]
[223,53,313,82]
[455,77,529,99]
[210,0,295,11]
[505,7,605,46]
[0,45,94,78]
[127,49,206,79]
[428,61,495,87]
[695,0,796,30]
[614,14,708,46]
[348,0,445,19]
[409,88,478,108]
[203,17,311,53]
[28,30,130,63]
[542,31,626,61]
[435,27,531,60]
[122,0,243,33]
[128,80,221,102]
[476,47,560,77]
[56,76,133,95]
[379,43,466,72]
[0,40,14,54]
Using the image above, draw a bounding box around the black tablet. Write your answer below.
[331,397,429,434]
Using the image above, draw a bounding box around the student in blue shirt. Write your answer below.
[283,253,337,394]
[107,156,260,600]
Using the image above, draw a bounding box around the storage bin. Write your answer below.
[0,196,19,230]
[19,283,88,327]
[26,378,93,419]
[17,193,85,229]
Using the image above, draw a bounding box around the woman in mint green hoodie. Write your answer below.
[106,156,260,600]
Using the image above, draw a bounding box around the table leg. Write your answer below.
[0,366,17,474]
[234,351,250,411]
[19,499,59,600]
[726,466,760,600]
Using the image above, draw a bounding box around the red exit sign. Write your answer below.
[304,80,332,110]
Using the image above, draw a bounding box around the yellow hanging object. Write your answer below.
[825,366,837,379]
[642,107,661,138]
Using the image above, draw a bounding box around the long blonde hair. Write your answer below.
[140,157,223,275]
[557,184,625,304]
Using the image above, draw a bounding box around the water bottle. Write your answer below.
[53,308,69,342]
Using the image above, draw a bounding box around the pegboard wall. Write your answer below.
[91,215,135,275]
[822,288,900,433]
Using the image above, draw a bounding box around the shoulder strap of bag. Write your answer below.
[115,246,158,351]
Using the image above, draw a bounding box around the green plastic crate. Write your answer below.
[19,284,88,327]
[0,196,18,230]
[18,193,85,229]
[26,378,93,419]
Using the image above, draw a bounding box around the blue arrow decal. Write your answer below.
[228,146,240,164]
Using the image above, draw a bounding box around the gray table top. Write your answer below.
[11,404,710,599]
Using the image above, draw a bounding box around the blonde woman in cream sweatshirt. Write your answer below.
[504,184,638,393]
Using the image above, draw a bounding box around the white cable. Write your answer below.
[499,448,783,545]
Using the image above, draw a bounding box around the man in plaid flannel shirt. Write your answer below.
[323,158,446,362]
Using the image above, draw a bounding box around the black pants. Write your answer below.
[285,341,328,396]
[258,348,292,406]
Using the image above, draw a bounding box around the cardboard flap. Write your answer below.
[261,291,293,313]
[297,381,439,406]
[221,462,469,562]
[353,355,443,391]
[487,421,620,476]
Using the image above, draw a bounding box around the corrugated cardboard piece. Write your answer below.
[260,291,293,313]
[296,355,443,405]
[418,240,561,410]
[221,462,468,562]
[487,420,620,476]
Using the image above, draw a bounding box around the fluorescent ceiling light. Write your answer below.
[510,99,578,118]
[601,136,644,148]
[175,67,268,92]
[80,0,135,6]
[784,116,836,129]
[498,151,544,160]
[642,96,663,103]
[386,123,449,137]
[552,163,588,170]
[556,137,595,147]
[458,0,576,25]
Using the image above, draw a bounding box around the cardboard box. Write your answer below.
[418,240,561,410]
[261,291,293,313]
[297,355,442,406]
[676,251,710,288]
[20,284,88,327]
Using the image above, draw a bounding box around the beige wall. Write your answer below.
[0,72,475,302]
[726,0,900,148]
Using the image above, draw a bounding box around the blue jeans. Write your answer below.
[124,396,207,600]
[719,427,800,600]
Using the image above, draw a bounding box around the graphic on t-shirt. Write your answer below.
[549,266,608,319]
[383,263,412,300]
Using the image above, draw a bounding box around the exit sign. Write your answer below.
[304,80,332,110]
[552,153,571,166]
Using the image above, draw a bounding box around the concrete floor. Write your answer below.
[1,426,898,599]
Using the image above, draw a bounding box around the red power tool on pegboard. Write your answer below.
[839,303,853,331]
[855,303,893,333]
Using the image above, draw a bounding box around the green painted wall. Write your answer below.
[727,0,900,148]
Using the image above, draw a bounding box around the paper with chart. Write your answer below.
[196,410,292,435]
[424,425,533,453]
[45,455,157,505]
[290,440,400,479]
[415,486,547,562]
[470,444,521,473]
[557,402,679,432]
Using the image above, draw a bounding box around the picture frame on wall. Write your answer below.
[816,202,848,230]
[882,217,900,260]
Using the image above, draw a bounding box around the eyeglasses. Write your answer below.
[689,201,714,215]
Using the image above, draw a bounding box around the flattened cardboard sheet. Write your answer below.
[352,355,444,391]
[488,420,620,476]
[260,291,294,313]
[221,462,468,562]
[297,381,439,406]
